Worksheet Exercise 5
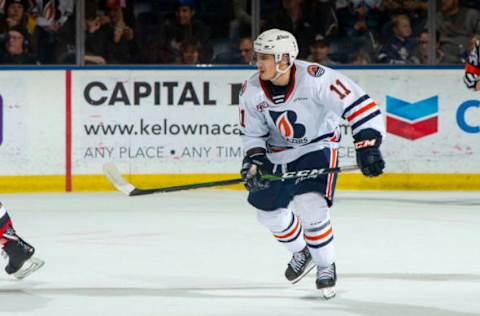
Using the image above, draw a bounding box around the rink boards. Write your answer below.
[0,66,479,192]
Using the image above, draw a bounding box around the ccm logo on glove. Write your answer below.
[354,139,377,149]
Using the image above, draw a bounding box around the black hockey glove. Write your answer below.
[353,129,385,177]
[240,148,271,192]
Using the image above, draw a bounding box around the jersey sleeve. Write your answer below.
[239,91,269,152]
[318,69,385,138]
[464,40,480,90]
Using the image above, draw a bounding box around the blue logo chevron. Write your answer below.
[386,96,438,121]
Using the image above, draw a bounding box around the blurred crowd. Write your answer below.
[0,0,479,65]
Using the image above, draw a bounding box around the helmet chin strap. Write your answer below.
[270,62,294,82]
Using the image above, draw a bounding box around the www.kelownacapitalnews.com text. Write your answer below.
[83,118,241,136]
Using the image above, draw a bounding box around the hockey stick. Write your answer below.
[103,162,358,196]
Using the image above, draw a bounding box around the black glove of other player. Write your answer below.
[240,149,271,192]
[353,129,385,177]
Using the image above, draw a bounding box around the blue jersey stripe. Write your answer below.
[351,110,382,131]
[306,235,334,248]
[278,227,303,243]
[277,213,296,234]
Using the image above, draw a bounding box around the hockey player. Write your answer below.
[239,29,385,299]
[0,202,44,279]
[464,40,480,91]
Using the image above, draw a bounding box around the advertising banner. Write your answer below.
[0,71,65,176]
[71,70,253,174]
[0,67,478,192]
[345,69,480,173]
[72,68,480,175]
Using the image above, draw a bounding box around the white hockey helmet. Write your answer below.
[253,29,299,65]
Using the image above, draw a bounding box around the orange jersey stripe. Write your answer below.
[274,218,300,239]
[326,149,337,199]
[347,101,377,122]
[304,227,333,241]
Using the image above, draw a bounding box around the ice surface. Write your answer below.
[0,190,479,316]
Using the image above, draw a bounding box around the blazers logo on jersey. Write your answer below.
[269,110,308,144]
[386,96,438,140]
[307,65,325,78]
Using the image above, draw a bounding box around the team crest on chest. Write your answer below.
[269,110,308,144]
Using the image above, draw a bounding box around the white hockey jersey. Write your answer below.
[239,60,385,164]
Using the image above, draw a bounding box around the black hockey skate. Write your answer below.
[316,263,336,299]
[285,246,315,284]
[2,226,44,279]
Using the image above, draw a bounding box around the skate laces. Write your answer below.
[289,250,307,272]
[317,264,335,280]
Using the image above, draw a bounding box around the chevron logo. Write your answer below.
[386,96,438,140]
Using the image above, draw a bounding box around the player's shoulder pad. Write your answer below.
[240,72,264,104]
[294,59,328,79]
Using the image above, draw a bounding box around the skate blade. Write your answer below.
[14,257,45,280]
[320,286,336,300]
[290,261,316,284]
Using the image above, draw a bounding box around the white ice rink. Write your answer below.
[0,190,479,316]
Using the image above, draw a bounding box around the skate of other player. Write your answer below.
[239,29,385,299]
[0,202,44,279]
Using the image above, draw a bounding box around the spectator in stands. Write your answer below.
[307,39,337,66]
[352,50,372,64]
[196,0,231,41]
[132,1,175,64]
[335,0,382,62]
[437,0,480,64]
[231,0,251,40]
[97,9,111,28]
[377,14,417,64]
[336,1,382,39]
[30,0,75,64]
[84,9,110,65]
[410,30,446,64]
[0,0,32,34]
[265,0,337,58]
[161,0,212,62]
[381,0,428,37]
[179,39,201,64]
[29,0,73,28]
[211,36,252,64]
[238,36,253,64]
[0,25,37,64]
[106,4,135,64]
[102,0,136,26]
[307,0,338,40]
